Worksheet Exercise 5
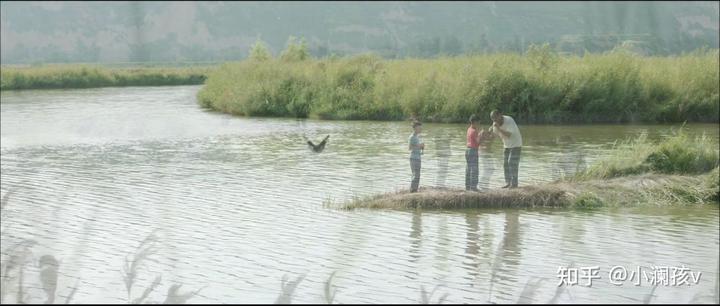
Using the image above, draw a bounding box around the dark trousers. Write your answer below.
[503,147,522,187]
[465,148,479,190]
[410,158,421,192]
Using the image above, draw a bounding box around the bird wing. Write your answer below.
[319,135,330,146]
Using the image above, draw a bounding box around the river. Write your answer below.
[1,85,718,303]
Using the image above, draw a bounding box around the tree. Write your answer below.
[248,39,272,61]
[280,36,309,62]
[526,43,559,72]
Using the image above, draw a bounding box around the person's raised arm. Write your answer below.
[493,122,512,137]
[476,128,486,143]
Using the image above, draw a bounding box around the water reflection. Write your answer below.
[551,135,587,180]
[409,210,423,265]
[433,216,451,279]
[433,134,452,188]
[478,141,497,191]
[488,210,522,302]
[463,212,480,282]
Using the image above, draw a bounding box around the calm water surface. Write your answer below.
[1,85,718,303]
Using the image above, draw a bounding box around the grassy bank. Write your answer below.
[198,47,719,123]
[336,131,719,210]
[1,65,211,90]
[573,129,719,180]
[336,172,718,210]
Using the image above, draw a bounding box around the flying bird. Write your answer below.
[306,135,330,153]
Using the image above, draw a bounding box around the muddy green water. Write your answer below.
[1,85,718,303]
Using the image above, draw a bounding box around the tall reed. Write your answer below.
[198,48,719,124]
[1,65,210,90]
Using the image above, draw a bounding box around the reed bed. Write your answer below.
[198,46,719,124]
[1,65,211,90]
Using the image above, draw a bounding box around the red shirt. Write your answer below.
[467,126,479,148]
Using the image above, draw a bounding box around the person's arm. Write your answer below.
[409,137,422,150]
[493,123,512,137]
[484,129,496,143]
[484,126,495,140]
[410,143,424,150]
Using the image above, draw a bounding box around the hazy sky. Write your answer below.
[1,1,718,63]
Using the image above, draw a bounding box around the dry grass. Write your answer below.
[122,230,204,304]
[162,283,204,304]
[39,254,59,304]
[517,278,544,303]
[324,271,338,304]
[65,280,80,304]
[123,230,160,301]
[275,274,306,304]
[419,284,449,304]
[132,275,162,304]
[0,240,36,303]
[0,190,201,304]
[335,172,718,211]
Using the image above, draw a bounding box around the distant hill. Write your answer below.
[1,1,718,64]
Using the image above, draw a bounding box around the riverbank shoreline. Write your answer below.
[335,172,719,211]
[198,49,719,124]
[0,65,212,90]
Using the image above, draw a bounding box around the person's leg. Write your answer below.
[411,158,421,192]
[416,159,422,191]
[510,147,522,188]
[465,149,471,190]
[470,148,479,190]
[503,148,511,187]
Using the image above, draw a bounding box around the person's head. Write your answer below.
[412,120,422,134]
[469,114,479,128]
[490,109,504,125]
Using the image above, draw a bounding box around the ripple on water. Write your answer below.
[1,86,719,303]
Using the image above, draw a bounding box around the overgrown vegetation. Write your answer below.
[1,65,211,90]
[336,170,718,210]
[198,42,719,123]
[574,129,719,179]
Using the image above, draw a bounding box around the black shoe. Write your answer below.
[501,184,510,188]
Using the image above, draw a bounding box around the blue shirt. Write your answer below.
[409,133,422,160]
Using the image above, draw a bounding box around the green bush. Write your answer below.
[644,133,720,174]
[573,192,605,209]
[702,167,719,203]
[575,129,720,180]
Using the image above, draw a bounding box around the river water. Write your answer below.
[1,85,718,303]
